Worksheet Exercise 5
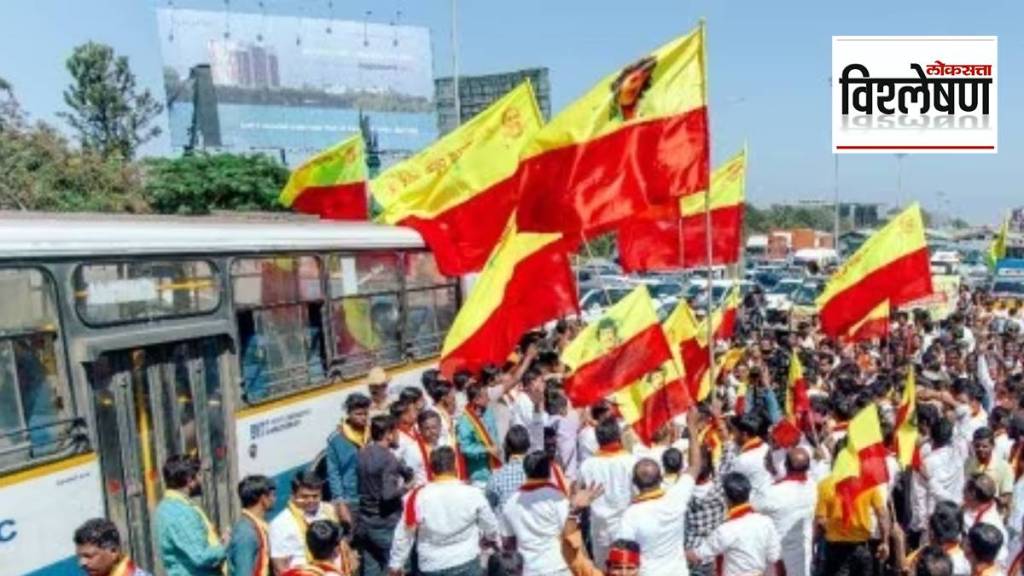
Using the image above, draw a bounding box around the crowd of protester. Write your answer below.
[71,278,1024,576]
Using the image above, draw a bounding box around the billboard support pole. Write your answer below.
[451,0,461,126]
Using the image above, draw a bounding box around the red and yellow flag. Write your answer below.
[785,351,810,420]
[440,222,577,376]
[843,300,890,343]
[611,355,691,445]
[373,82,543,276]
[280,134,368,220]
[619,147,746,272]
[830,404,889,523]
[817,203,932,337]
[894,369,918,469]
[612,301,696,444]
[562,286,674,407]
[674,287,740,401]
[515,23,709,236]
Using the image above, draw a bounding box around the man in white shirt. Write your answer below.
[965,522,1005,576]
[405,410,442,487]
[500,451,570,576]
[391,399,421,473]
[578,418,637,568]
[910,501,971,576]
[510,369,549,451]
[753,447,817,576]
[922,416,969,515]
[427,379,460,449]
[963,473,1009,567]
[617,408,702,576]
[723,412,772,500]
[577,402,613,466]
[688,472,781,576]
[269,470,338,572]
[388,447,499,576]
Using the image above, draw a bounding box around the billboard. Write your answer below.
[435,68,552,136]
[155,8,437,166]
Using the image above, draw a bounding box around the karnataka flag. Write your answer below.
[830,404,890,523]
[988,217,1009,270]
[843,300,890,343]
[516,23,709,235]
[618,147,746,272]
[280,134,368,220]
[894,369,918,469]
[611,355,691,445]
[373,82,543,276]
[785,351,810,420]
[816,203,932,338]
[677,288,739,401]
[440,222,578,376]
[563,286,674,407]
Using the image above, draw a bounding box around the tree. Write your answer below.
[142,153,290,214]
[59,42,163,160]
[0,80,148,211]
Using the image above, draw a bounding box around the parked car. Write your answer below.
[578,285,635,323]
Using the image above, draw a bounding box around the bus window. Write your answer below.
[403,253,458,360]
[0,268,77,472]
[74,260,220,325]
[231,257,326,403]
[327,253,402,378]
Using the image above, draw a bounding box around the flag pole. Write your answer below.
[699,19,716,390]
[450,0,461,126]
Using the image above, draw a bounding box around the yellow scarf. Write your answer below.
[288,502,338,563]
[341,423,367,448]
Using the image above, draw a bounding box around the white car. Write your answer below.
[764,279,803,312]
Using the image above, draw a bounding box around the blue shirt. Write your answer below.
[456,409,500,485]
[325,427,361,505]
[226,515,264,576]
[155,491,226,576]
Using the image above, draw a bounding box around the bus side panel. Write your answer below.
[234,367,429,513]
[1,454,104,575]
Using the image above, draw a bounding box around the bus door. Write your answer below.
[89,337,231,572]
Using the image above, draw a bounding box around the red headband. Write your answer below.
[607,548,640,567]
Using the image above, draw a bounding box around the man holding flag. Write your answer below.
[815,403,892,576]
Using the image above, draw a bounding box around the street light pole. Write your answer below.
[834,154,841,258]
[451,0,461,127]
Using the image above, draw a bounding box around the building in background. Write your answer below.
[767,228,833,260]
[156,8,436,167]
[434,68,551,136]
[838,202,882,229]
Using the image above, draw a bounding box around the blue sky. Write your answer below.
[0,0,1019,223]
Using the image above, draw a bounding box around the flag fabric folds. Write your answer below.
[515,24,709,236]
[672,288,738,402]
[373,82,544,276]
[894,369,918,469]
[280,134,368,220]
[785,351,811,421]
[611,355,691,445]
[843,300,890,343]
[562,286,674,407]
[988,217,1008,269]
[816,203,932,338]
[830,404,890,523]
[439,223,578,376]
[618,147,747,272]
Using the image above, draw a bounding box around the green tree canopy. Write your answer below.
[142,153,290,215]
[0,80,147,212]
[59,42,163,160]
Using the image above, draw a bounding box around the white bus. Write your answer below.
[0,213,458,575]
